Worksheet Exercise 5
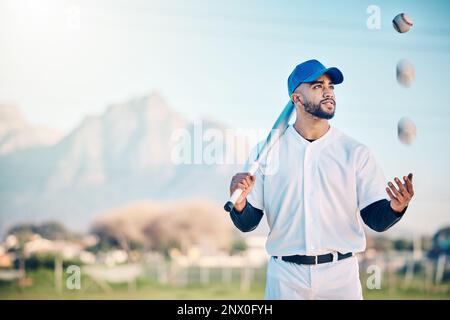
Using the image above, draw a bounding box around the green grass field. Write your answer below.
[0,268,449,300]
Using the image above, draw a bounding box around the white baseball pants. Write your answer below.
[264,255,363,300]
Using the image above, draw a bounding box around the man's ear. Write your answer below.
[292,93,303,106]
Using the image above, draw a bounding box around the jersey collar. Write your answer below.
[287,124,335,146]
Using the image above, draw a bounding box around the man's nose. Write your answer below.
[323,90,334,99]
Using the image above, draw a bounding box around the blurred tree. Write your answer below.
[7,221,75,241]
[230,238,248,255]
[88,227,121,252]
[372,236,393,252]
[428,226,450,259]
[91,200,234,255]
[393,239,413,251]
[12,253,81,270]
[420,236,433,251]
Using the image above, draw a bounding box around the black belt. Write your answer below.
[274,252,353,265]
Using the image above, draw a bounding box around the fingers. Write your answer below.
[387,173,415,208]
[404,173,414,196]
[231,172,248,181]
[238,178,249,189]
[235,178,250,191]
[386,186,398,202]
[244,174,255,187]
[230,173,255,193]
[232,173,254,182]
[394,177,410,200]
[236,182,249,192]
[234,175,254,188]
[387,180,404,202]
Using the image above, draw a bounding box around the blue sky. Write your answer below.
[0,0,449,235]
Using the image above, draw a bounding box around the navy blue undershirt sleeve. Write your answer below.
[229,201,264,232]
[360,199,407,232]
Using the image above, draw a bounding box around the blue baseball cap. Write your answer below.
[288,59,344,96]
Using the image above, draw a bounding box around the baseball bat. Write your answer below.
[223,100,295,212]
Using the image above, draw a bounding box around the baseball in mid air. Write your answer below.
[393,13,413,33]
[396,59,416,87]
[397,117,417,145]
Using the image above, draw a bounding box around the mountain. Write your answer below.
[0,93,243,234]
[0,105,62,156]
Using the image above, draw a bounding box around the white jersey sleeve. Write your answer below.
[355,146,389,211]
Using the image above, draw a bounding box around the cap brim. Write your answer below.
[303,67,344,85]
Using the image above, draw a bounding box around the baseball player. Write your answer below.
[228,59,415,300]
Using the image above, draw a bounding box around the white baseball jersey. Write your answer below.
[246,124,389,257]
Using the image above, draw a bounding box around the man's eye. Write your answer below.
[329,86,335,90]
[313,85,321,89]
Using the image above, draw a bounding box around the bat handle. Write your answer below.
[224,189,244,212]
[224,161,260,212]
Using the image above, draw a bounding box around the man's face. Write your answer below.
[291,74,336,120]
